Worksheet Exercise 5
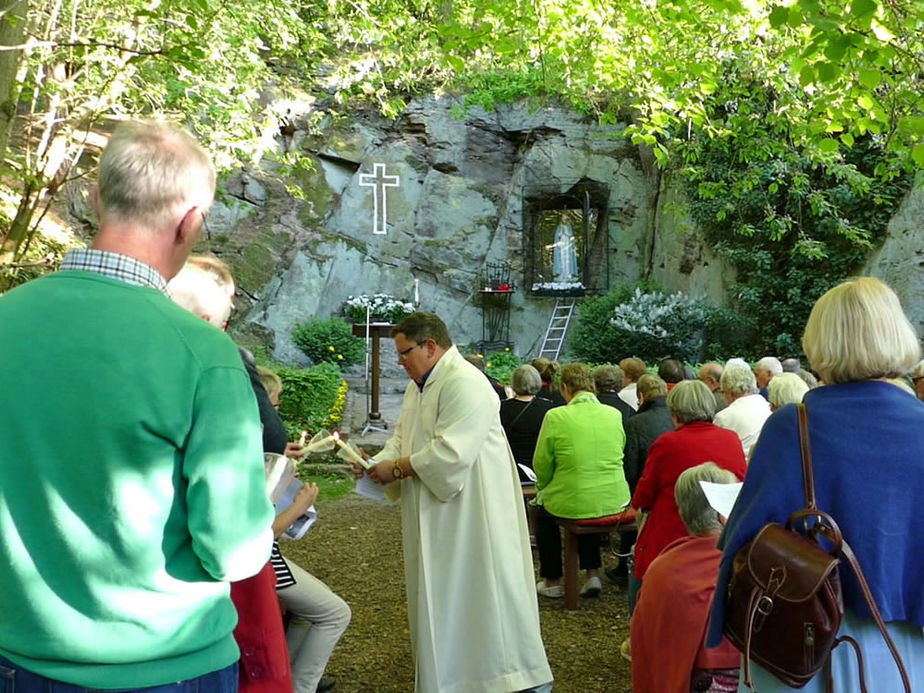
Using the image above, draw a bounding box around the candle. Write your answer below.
[414,278,420,305]
[299,430,308,446]
[335,436,371,469]
[300,433,336,457]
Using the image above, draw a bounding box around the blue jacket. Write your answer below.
[707,381,924,647]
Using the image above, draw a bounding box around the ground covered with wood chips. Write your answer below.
[280,492,633,693]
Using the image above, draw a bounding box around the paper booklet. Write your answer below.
[265,453,318,540]
[699,481,743,521]
[518,463,537,483]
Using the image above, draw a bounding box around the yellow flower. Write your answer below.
[486,362,492,368]
[504,347,510,351]
[328,345,335,352]
[337,354,344,360]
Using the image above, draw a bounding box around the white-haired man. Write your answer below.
[714,364,772,457]
[0,121,274,690]
[754,356,782,400]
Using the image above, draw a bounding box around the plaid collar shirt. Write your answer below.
[60,248,168,294]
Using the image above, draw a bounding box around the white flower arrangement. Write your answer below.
[609,288,708,359]
[531,281,586,292]
[343,293,415,324]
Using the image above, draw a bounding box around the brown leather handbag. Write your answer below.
[723,404,910,691]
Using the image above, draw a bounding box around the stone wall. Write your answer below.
[203,96,922,366]
[212,95,736,364]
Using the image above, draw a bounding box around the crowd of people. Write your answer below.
[0,118,921,693]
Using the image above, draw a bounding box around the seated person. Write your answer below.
[533,363,630,598]
[464,353,509,400]
[500,364,554,483]
[594,364,634,422]
[766,371,809,411]
[532,357,566,406]
[631,462,741,692]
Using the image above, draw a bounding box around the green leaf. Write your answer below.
[816,62,838,83]
[858,68,881,89]
[818,138,839,153]
[799,64,815,86]
[898,116,924,135]
[824,35,850,61]
[856,93,875,110]
[912,144,924,168]
[840,132,855,146]
[769,6,789,29]
[850,0,877,18]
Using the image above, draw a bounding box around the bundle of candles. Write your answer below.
[299,429,371,470]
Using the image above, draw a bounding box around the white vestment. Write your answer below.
[378,346,553,693]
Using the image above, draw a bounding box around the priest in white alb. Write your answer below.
[363,313,553,693]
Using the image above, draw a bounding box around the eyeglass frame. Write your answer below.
[397,343,425,362]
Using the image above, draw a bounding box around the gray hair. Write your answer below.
[511,364,542,396]
[666,380,716,424]
[721,364,758,396]
[756,357,783,376]
[675,462,738,535]
[98,120,215,233]
[796,369,819,389]
[594,364,624,392]
[782,358,801,373]
[802,277,920,384]
[724,357,750,370]
[767,372,809,410]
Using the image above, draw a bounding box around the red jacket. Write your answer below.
[632,534,741,692]
[231,561,293,693]
[631,422,746,579]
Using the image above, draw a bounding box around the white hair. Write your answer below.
[755,357,783,376]
[720,364,758,396]
[767,372,809,409]
[168,265,232,328]
[724,357,750,370]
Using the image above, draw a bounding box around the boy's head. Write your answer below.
[257,366,283,407]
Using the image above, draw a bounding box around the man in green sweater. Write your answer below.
[0,121,274,691]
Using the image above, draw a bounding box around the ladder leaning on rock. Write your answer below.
[537,298,576,361]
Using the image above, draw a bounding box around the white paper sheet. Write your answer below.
[699,481,743,520]
[355,472,387,502]
[517,464,537,482]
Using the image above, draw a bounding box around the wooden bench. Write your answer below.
[557,509,637,611]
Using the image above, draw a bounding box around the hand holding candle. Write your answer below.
[299,429,337,458]
[335,435,371,470]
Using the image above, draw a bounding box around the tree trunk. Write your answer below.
[0,0,28,180]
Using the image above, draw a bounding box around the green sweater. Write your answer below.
[0,270,275,688]
[533,391,630,518]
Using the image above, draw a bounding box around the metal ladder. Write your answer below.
[538,298,576,361]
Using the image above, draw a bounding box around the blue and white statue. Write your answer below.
[552,219,578,282]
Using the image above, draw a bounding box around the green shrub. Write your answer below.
[484,350,521,385]
[277,362,346,439]
[570,285,719,364]
[292,317,365,369]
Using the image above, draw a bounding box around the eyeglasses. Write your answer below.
[913,376,924,384]
[397,343,423,362]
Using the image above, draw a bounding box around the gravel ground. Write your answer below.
[279,493,633,693]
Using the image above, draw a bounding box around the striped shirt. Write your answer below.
[60,248,168,293]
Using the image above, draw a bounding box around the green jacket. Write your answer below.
[0,270,274,688]
[533,391,630,518]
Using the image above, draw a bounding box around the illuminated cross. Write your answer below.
[358,163,400,235]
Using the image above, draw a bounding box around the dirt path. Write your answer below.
[280,494,632,692]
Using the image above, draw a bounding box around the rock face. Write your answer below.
[863,174,924,338]
[213,95,731,363]
[202,96,920,365]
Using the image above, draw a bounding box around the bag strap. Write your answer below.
[507,397,535,429]
[839,540,911,692]
[798,403,911,693]
[796,403,816,510]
